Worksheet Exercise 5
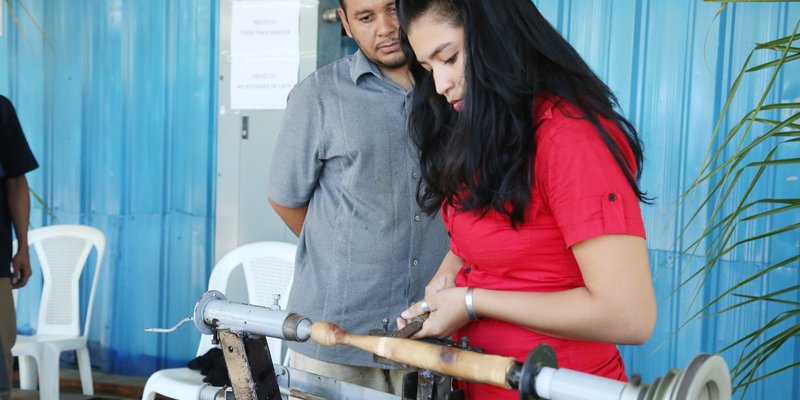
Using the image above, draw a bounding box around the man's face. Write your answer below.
[338,0,406,70]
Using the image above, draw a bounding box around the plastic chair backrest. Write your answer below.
[241,242,295,312]
[196,241,296,358]
[16,225,106,337]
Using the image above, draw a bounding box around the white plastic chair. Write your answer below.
[11,224,106,400]
[142,241,297,400]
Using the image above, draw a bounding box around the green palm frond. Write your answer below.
[2,0,51,47]
[724,310,800,399]
[29,188,58,225]
[678,13,800,396]
[669,135,796,303]
[705,284,800,319]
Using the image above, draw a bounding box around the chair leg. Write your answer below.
[140,380,158,400]
[17,355,37,391]
[37,346,60,400]
[76,346,95,395]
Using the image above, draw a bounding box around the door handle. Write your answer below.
[321,8,339,23]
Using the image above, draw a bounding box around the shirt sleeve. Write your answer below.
[0,95,39,178]
[268,78,324,208]
[535,115,646,248]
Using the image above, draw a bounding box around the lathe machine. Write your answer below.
[148,290,732,400]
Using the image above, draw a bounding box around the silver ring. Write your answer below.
[418,299,431,313]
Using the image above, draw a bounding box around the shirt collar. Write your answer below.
[349,49,383,84]
[534,95,559,124]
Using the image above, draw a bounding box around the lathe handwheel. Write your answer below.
[519,344,558,400]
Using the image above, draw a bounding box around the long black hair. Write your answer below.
[398,0,648,225]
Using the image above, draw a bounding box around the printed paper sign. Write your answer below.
[229,1,301,110]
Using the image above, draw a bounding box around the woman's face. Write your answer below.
[407,12,466,111]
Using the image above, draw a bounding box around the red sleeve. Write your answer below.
[535,114,646,248]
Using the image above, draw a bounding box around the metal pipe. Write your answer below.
[193,290,312,342]
[531,355,731,400]
[198,384,227,400]
[535,367,627,400]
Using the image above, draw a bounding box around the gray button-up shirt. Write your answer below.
[269,50,449,367]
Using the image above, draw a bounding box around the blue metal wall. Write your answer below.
[532,1,800,398]
[1,0,218,375]
[1,0,798,397]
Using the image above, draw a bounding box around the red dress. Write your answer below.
[445,97,646,399]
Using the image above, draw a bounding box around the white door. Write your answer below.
[215,0,321,260]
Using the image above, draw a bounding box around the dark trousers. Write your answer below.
[0,278,16,395]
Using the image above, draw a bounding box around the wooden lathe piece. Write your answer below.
[310,322,515,389]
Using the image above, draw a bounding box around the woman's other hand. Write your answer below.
[397,287,471,339]
[424,250,463,298]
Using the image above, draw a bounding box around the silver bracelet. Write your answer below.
[465,287,479,321]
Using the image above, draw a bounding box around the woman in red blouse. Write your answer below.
[395,1,657,398]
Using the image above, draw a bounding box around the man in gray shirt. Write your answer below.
[268,0,448,394]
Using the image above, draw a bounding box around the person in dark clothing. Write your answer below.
[0,95,39,399]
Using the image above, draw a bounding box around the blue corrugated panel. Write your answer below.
[1,0,218,376]
[534,1,799,398]
[1,0,798,397]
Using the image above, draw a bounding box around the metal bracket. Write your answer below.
[218,330,280,400]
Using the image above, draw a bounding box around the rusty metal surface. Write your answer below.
[416,370,434,400]
[396,316,426,339]
[218,330,280,400]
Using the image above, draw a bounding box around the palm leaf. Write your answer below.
[724,313,799,396]
[746,53,800,72]
[676,13,800,396]
[2,0,51,48]
[28,188,59,225]
[2,0,30,45]
[671,137,789,301]
[705,285,800,318]
[683,28,795,195]
[689,255,800,321]
[675,101,799,255]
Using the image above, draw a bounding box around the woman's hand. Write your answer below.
[424,250,463,298]
[398,251,465,333]
[424,274,453,299]
[397,287,472,339]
